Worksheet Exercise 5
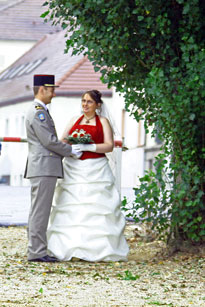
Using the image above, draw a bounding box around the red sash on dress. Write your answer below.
[68,115,105,160]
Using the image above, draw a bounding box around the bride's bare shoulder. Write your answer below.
[99,115,108,121]
[99,115,110,125]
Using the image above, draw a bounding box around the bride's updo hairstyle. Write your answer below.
[82,90,104,105]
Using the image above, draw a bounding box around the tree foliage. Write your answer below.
[42,0,205,243]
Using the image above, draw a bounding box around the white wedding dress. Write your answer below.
[47,156,129,262]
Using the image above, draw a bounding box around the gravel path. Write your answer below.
[0,224,204,307]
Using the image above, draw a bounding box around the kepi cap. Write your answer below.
[33,74,59,87]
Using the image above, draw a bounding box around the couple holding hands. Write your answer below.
[24,74,129,263]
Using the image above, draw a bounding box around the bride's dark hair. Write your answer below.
[82,90,104,104]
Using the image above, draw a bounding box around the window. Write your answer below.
[8,64,28,79]
[0,57,47,81]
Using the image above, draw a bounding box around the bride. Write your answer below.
[47,90,129,262]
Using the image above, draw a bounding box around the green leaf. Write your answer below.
[62,22,68,29]
[40,10,49,18]
[123,270,140,280]
[132,9,138,14]
[183,3,190,14]
[94,66,101,72]
[137,16,144,21]
[100,68,107,75]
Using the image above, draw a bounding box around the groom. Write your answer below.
[24,74,81,262]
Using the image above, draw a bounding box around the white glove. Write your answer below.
[71,146,83,159]
[72,144,97,152]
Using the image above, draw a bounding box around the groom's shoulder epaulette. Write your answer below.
[35,105,44,110]
[34,105,46,121]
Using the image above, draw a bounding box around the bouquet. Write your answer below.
[64,129,94,144]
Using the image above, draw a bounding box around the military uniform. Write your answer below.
[24,75,72,261]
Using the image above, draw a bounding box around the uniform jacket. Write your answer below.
[24,101,72,178]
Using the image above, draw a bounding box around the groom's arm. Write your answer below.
[28,110,72,157]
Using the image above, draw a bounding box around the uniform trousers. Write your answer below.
[28,176,57,260]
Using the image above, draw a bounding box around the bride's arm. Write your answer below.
[60,116,79,142]
[95,116,114,153]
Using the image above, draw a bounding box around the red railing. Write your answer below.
[0,137,27,142]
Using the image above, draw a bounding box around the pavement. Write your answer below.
[0,185,135,226]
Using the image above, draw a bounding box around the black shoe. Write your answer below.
[28,255,58,262]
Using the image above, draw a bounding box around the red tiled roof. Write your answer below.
[0,0,61,40]
[0,31,112,106]
[57,57,111,93]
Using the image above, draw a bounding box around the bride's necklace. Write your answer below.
[84,114,96,123]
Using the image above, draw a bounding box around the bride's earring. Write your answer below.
[96,104,102,115]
